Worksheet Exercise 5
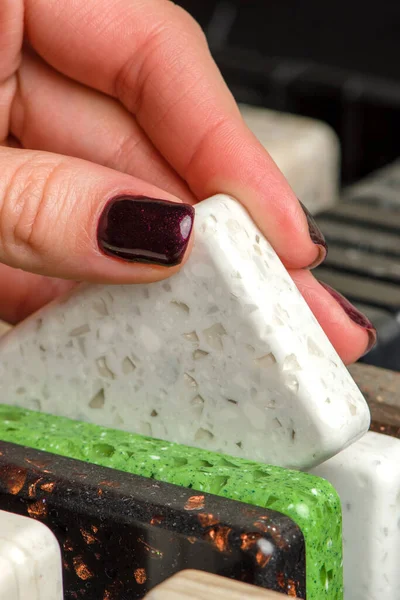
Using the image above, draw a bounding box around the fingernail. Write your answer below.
[298,200,328,268]
[320,282,377,354]
[97,196,194,267]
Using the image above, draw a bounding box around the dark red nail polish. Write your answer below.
[320,282,377,354]
[298,200,328,268]
[97,196,194,267]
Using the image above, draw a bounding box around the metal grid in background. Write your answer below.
[312,161,400,371]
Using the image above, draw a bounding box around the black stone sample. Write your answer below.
[0,441,306,599]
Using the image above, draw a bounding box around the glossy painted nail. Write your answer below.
[97,196,194,267]
[298,200,328,268]
[320,282,377,354]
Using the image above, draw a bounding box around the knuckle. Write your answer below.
[183,115,231,181]
[115,4,207,114]
[0,154,70,266]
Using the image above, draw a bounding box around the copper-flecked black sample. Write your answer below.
[0,441,306,599]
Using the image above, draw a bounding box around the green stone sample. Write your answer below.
[0,405,343,599]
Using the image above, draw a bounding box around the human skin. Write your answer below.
[0,0,374,363]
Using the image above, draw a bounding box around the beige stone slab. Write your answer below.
[145,570,292,599]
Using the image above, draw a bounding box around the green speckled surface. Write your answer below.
[0,405,343,599]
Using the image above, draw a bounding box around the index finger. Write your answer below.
[24,0,322,269]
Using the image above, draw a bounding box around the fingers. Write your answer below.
[0,263,75,324]
[11,49,196,203]
[24,0,323,270]
[289,269,376,365]
[0,0,23,140]
[0,147,194,282]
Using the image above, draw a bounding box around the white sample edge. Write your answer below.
[310,431,400,600]
[240,104,340,214]
[0,195,369,468]
[0,510,63,600]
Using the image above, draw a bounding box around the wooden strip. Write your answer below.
[145,570,294,599]
[349,363,400,409]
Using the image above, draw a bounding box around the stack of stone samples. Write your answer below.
[0,115,396,600]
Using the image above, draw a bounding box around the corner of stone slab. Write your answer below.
[286,471,343,600]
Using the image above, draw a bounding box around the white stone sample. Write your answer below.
[0,510,63,600]
[240,104,340,214]
[310,431,400,600]
[0,322,10,337]
[146,569,286,599]
[0,195,369,469]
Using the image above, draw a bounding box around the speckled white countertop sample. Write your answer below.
[0,195,369,468]
[311,431,400,600]
[0,510,63,600]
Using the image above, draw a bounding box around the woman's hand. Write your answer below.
[0,0,375,363]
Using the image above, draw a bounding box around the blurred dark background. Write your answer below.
[175,0,400,185]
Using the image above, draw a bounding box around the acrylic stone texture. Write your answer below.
[0,196,369,469]
[240,104,340,214]
[311,431,400,600]
[0,509,63,600]
[0,405,344,600]
[0,439,306,599]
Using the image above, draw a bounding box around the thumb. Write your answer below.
[0,147,194,282]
